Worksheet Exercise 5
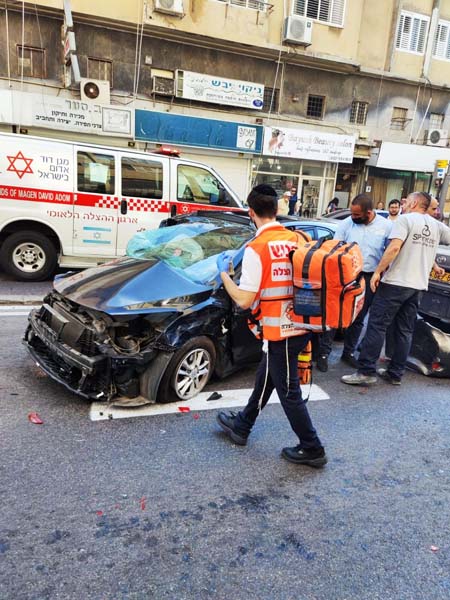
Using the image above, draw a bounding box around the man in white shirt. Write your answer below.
[342,191,450,386]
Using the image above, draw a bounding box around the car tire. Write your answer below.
[0,231,58,282]
[157,337,216,403]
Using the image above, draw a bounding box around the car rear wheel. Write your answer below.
[157,337,216,403]
[0,231,57,281]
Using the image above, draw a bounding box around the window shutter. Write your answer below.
[330,0,345,26]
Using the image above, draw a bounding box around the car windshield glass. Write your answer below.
[126,222,252,284]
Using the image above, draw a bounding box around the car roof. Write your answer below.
[177,210,339,229]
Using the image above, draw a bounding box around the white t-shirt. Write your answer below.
[382,213,450,290]
[238,221,280,292]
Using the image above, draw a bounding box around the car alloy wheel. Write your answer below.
[173,347,212,400]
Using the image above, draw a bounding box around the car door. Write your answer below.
[72,147,118,256]
[170,161,240,216]
[115,153,170,255]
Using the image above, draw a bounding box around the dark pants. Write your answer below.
[319,272,375,357]
[233,334,323,450]
[358,283,420,380]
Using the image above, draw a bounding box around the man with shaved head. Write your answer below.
[342,191,450,386]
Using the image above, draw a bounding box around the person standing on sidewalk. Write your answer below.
[387,199,401,221]
[215,184,327,468]
[341,191,450,386]
[316,194,392,372]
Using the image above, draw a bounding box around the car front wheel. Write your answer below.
[157,337,216,403]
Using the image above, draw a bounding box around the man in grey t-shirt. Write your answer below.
[341,191,450,386]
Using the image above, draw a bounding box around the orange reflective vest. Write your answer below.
[247,224,311,342]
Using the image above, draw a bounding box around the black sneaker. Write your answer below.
[377,368,401,385]
[216,411,248,446]
[316,355,328,373]
[281,445,327,468]
[341,352,359,368]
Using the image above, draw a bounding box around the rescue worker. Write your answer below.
[215,184,327,468]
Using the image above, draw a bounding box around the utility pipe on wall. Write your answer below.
[423,0,441,79]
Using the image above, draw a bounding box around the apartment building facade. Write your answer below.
[1,0,450,214]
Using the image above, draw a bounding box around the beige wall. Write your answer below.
[30,0,450,85]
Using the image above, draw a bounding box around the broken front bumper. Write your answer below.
[24,308,111,400]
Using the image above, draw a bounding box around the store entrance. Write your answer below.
[299,178,322,217]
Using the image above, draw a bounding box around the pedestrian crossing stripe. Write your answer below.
[89,384,329,422]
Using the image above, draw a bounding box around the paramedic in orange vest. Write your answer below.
[215,185,327,468]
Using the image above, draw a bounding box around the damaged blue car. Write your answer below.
[24,212,337,405]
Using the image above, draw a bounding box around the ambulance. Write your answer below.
[0,133,243,281]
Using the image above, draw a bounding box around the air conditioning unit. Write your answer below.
[154,0,184,16]
[152,75,175,96]
[425,129,448,147]
[80,78,111,105]
[283,16,313,46]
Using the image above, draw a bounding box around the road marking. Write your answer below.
[0,305,34,317]
[89,384,330,422]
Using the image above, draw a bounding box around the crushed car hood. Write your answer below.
[53,258,213,315]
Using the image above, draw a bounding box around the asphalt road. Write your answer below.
[1,311,450,599]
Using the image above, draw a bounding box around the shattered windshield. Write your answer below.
[126,222,253,284]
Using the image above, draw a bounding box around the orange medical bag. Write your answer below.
[289,239,365,332]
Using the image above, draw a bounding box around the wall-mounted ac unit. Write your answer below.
[152,76,175,96]
[283,16,313,46]
[154,0,184,16]
[80,78,111,104]
[425,129,448,147]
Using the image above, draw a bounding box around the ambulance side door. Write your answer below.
[72,147,118,256]
[115,153,170,256]
[170,161,240,216]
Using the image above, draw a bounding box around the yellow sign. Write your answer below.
[436,160,449,168]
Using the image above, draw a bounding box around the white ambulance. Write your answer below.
[0,133,243,281]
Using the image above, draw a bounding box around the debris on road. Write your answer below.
[28,412,43,425]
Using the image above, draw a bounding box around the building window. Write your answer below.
[395,11,429,54]
[292,0,346,27]
[390,107,409,130]
[349,100,368,125]
[429,113,445,129]
[307,94,325,119]
[433,20,450,60]
[263,87,279,113]
[214,0,272,11]
[87,57,113,86]
[17,45,45,78]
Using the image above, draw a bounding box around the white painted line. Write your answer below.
[89,384,330,422]
[0,304,33,317]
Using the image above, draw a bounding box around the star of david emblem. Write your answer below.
[93,232,101,240]
[6,151,34,179]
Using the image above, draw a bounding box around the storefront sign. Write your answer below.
[263,126,355,163]
[135,109,263,154]
[236,126,257,151]
[178,71,264,110]
[0,90,133,137]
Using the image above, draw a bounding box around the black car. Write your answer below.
[24,212,337,405]
[407,245,450,377]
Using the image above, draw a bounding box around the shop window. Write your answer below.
[263,87,280,113]
[349,100,368,125]
[121,157,163,199]
[390,107,409,130]
[17,45,45,78]
[177,165,235,206]
[429,112,445,129]
[87,57,113,86]
[77,151,115,195]
[307,95,325,119]
[433,20,450,61]
[395,11,429,54]
[292,0,346,27]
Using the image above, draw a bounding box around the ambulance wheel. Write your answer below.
[0,231,57,282]
[157,337,216,403]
